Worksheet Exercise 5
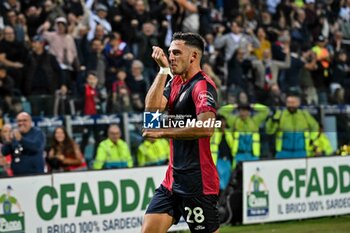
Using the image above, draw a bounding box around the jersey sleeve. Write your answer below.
[192,80,218,115]
[163,78,172,100]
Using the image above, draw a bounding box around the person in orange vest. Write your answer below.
[311,35,331,104]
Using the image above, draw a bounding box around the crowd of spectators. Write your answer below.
[1,0,350,117]
[1,0,350,176]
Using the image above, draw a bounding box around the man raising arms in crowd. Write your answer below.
[142,32,220,233]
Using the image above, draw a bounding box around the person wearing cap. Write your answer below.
[40,16,80,93]
[218,102,269,164]
[87,3,111,41]
[266,93,319,159]
[23,35,61,116]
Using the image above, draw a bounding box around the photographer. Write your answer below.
[1,112,46,175]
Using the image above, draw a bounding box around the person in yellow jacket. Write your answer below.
[311,124,334,156]
[93,124,133,169]
[218,102,269,164]
[210,115,234,190]
[266,94,319,158]
[137,138,169,166]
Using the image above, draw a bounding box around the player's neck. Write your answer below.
[179,67,201,83]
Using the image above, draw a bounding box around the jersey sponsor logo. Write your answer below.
[198,91,215,104]
[143,110,162,129]
[179,90,187,102]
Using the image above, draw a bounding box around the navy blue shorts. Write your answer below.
[146,185,219,233]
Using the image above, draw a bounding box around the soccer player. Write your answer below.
[141,32,220,233]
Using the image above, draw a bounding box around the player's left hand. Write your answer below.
[142,129,163,138]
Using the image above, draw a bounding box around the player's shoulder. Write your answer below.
[192,72,217,92]
[196,71,217,89]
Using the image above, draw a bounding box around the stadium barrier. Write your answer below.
[242,156,350,224]
[0,166,188,233]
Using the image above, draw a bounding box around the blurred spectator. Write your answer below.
[0,26,27,92]
[92,24,107,42]
[281,42,305,94]
[5,10,26,43]
[25,5,45,38]
[126,59,147,103]
[225,48,254,96]
[260,10,278,42]
[254,27,272,61]
[53,85,75,116]
[210,115,234,191]
[133,0,152,31]
[47,126,86,172]
[252,46,290,105]
[0,65,15,114]
[299,49,318,105]
[203,32,218,66]
[130,93,145,112]
[0,124,13,176]
[176,0,214,36]
[134,21,159,85]
[218,103,269,163]
[82,71,106,115]
[87,3,111,41]
[311,124,334,157]
[311,35,331,104]
[1,112,46,175]
[93,124,133,169]
[202,62,221,91]
[62,0,84,18]
[137,138,169,167]
[214,20,260,86]
[156,0,180,51]
[24,35,61,116]
[330,50,349,102]
[0,0,21,15]
[74,24,90,71]
[80,71,107,157]
[290,8,312,46]
[109,69,132,113]
[41,0,66,27]
[85,38,106,89]
[339,0,350,52]
[266,94,319,159]
[103,32,134,90]
[41,16,80,93]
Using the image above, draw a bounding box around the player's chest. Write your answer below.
[169,83,195,114]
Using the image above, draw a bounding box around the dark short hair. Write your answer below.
[87,70,97,77]
[172,32,205,53]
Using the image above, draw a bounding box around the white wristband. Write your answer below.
[158,67,170,75]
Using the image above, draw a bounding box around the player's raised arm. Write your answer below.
[144,46,170,112]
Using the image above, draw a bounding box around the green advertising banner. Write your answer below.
[243,156,350,224]
[0,166,188,233]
